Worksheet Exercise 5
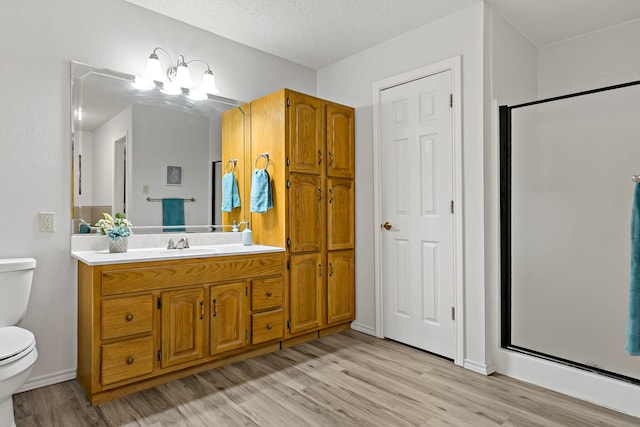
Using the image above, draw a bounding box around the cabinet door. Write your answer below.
[326,103,354,179]
[289,253,324,335]
[161,287,206,368]
[327,178,355,250]
[289,174,323,253]
[210,282,248,355]
[327,250,355,325]
[287,92,324,175]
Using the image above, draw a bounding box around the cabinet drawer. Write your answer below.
[252,278,283,311]
[101,295,153,340]
[252,309,283,345]
[101,336,154,386]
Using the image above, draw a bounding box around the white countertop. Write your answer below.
[72,244,285,266]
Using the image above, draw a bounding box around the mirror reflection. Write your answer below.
[71,62,244,234]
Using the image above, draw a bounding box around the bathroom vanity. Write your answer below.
[74,246,294,404]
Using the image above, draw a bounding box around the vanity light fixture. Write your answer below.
[133,47,219,98]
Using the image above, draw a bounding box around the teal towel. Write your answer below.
[221,172,241,212]
[162,198,185,232]
[250,168,273,213]
[627,183,640,355]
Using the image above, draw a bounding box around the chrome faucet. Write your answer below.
[167,238,189,249]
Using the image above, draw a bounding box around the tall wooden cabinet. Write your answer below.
[224,89,355,340]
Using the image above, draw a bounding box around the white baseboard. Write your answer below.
[464,359,496,375]
[350,322,377,336]
[17,368,76,393]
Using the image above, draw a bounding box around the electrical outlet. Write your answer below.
[40,212,55,232]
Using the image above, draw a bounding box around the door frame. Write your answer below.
[371,56,464,366]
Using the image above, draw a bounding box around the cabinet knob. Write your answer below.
[266,324,273,330]
[125,313,134,322]
[126,357,134,365]
[266,291,273,297]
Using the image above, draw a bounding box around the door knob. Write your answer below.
[382,222,393,231]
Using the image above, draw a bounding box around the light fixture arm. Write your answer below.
[186,58,213,74]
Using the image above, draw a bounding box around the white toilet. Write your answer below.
[0,258,38,427]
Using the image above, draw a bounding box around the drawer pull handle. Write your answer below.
[266,291,273,297]
[125,313,134,322]
[266,324,273,330]
[200,301,205,320]
[126,357,134,365]
[212,298,217,318]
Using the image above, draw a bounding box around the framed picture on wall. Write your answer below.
[166,165,183,186]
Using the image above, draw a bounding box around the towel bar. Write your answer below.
[146,197,196,202]
[226,159,237,173]
[255,152,269,169]
[633,175,640,183]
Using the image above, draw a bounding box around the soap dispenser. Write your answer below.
[242,222,252,246]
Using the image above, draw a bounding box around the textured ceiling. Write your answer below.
[124,0,640,69]
[486,0,640,46]
[123,0,479,69]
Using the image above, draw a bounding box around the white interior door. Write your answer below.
[380,70,455,358]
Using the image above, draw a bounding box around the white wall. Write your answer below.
[539,19,640,98]
[0,0,315,390]
[91,105,132,206]
[317,2,490,371]
[488,6,640,417]
[130,104,210,227]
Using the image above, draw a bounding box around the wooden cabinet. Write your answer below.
[326,103,355,179]
[289,174,323,253]
[77,252,284,404]
[242,89,355,340]
[210,282,248,355]
[327,178,355,250]
[327,250,355,325]
[289,253,324,335]
[287,92,324,175]
[161,287,206,368]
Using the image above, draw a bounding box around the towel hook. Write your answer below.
[226,159,237,173]
[255,152,269,170]
[633,175,640,183]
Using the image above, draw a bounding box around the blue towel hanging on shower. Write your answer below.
[626,183,640,355]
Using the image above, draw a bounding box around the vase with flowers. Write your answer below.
[96,212,132,253]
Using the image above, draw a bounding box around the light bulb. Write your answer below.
[132,76,155,90]
[188,89,207,101]
[199,69,219,95]
[143,53,164,82]
[161,81,182,95]
[174,62,193,88]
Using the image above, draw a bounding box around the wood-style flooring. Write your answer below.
[13,330,640,426]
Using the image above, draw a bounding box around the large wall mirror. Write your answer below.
[500,80,640,385]
[71,61,245,234]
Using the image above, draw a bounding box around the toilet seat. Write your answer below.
[0,327,35,367]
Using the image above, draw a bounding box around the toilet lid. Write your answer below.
[0,327,35,363]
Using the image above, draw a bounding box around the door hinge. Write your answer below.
[286,180,290,189]
[156,350,161,361]
[287,238,291,247]
[286,157,290,167]
[246,286,248,296]
[157,297,162,309]
[287,320,291,329]
[451,306,455,321]
[449,93,453,108]
[286,98,290,107]
[287,260,290,270]
[450,200,454,214]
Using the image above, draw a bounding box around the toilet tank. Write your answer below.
[0,258,36,327]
